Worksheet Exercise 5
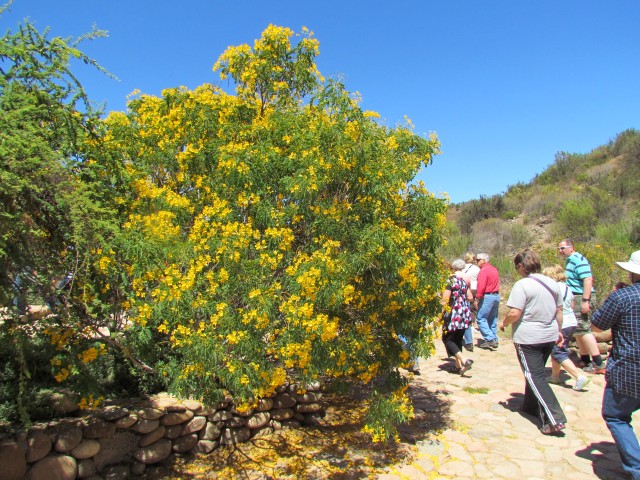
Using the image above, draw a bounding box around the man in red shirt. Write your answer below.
[473,253,501,350]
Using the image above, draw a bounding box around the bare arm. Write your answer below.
[582,276,593,315]
[500,307,522,330]
[556,307,563,329]
[441,289,451,310]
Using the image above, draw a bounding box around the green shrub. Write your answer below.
[501,210,518,221]
[440,224,473,261]
[490,254,518,285]
[555,199,596,241]
[595,221,632,249]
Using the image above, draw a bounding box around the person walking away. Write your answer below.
[591,250,640,480]
[474,253,500,350]
[453,258,472,295]
[542,265,590,391]
[558,238,605,374]
[462,252,480,352]
[441,260,474,375]
[500,250,566,434]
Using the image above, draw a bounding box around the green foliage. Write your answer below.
[0,12,142,424]
[631,202,640,245]
[463,386,488,394]
[456,194,505,234]
[578,244,630,301]
[439,223,473,261]
[363,377,414,442]
[555,199,595,241]
[90,26,447,442]
[453,129,640,248]
[501,210,519,221]
[489,254,519,286]
[534,151,583,186]
[595,221,632,249]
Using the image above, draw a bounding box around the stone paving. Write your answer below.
[377,336,631,480]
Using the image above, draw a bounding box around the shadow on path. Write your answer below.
[576,441,629,479]
[142,381,454,479]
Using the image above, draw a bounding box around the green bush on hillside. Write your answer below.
[555,199,595,241]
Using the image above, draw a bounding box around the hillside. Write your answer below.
[444,128,640,256]
[441,129,640,291]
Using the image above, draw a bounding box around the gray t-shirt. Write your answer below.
[507,274,562,344]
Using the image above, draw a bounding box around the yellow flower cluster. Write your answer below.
[45,326,74,351]
[51,356,72,383]
[125,211,179,241]
[78,394,104,411]
[77,345,106,364]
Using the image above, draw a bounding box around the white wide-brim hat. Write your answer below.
[616,250,640,275]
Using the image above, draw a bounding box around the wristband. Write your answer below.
[582,298,590,302]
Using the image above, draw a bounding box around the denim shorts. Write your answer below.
[551,326,577,363]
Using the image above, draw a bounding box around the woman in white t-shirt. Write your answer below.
[500,250,567,435]
[543,265,590,392]
[462,252,481,350]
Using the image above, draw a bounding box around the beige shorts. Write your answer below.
[572,294,596,336]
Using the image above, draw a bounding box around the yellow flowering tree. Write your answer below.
[95,25,447,439]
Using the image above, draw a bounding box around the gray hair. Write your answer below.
[452,259,466,271]
[476,252,490,262]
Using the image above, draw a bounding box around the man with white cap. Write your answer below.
[592,250,640,480]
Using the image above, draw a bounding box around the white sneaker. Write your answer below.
[573,375,591,391]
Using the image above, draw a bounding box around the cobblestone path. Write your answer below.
[379,337,629,479]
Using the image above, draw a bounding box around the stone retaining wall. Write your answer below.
[0,383,324,480]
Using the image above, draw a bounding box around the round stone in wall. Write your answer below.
[54,425,83,453]
[130,418,160,434]
[193,439,218,454]
[172,434,198,453]
[246,412,270,429]
[139,425,166,447]
[220,427,251,445]
[71,439,101,459]
[24,454,77,480]
[26,432,52,463]
[0,440,27,480]
[134,439,172,465]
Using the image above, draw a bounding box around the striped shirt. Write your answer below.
[592,283,640,399]
[564,251,594,295]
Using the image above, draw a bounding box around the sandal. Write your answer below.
[540,423,566,435]
[459,359,474,376]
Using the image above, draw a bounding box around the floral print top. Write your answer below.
[443,274,472,332]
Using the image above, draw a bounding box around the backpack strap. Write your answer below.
[528,275,558,303]
[527,275,560,323]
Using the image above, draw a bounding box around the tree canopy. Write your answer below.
[1,20,447,440]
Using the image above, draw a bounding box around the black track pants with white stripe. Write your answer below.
[515,342,567,429]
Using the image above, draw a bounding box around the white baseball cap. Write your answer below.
[616,251,640,275]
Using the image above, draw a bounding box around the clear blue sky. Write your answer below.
[2,0,639,203]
